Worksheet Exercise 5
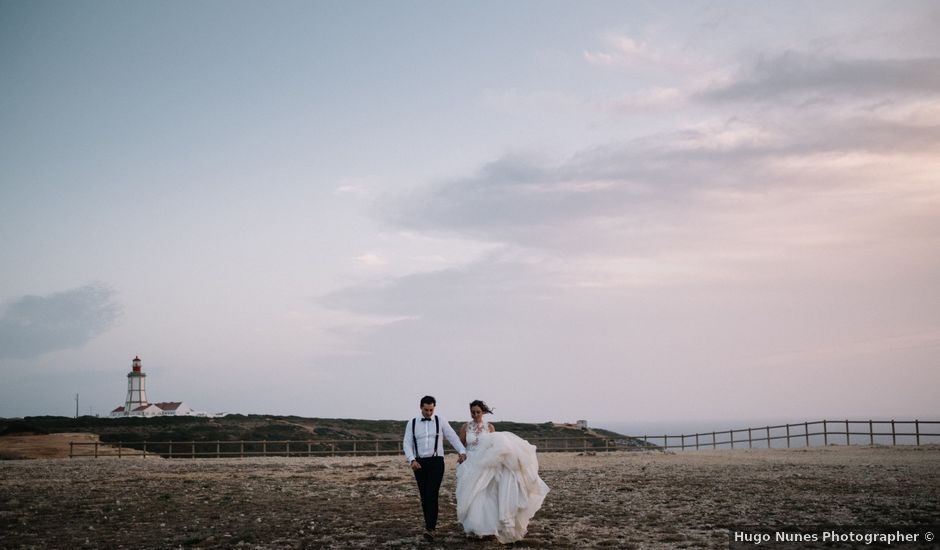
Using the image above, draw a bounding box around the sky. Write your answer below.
[1,1,938,428]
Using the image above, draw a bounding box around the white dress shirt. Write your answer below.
[403,413,466,462]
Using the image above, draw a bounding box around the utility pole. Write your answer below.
[75,394,79,419]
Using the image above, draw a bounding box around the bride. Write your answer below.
[455,400,550,543]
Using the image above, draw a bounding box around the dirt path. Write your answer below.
[0,433,143,460]
[1,446,938,548]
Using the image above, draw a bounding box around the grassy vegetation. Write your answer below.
[0,414,653,455]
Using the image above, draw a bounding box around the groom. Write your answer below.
[403,395,467,542]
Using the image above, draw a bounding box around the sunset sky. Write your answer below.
[1,1,938,427]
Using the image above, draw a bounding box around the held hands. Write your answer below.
[457,453,467,464]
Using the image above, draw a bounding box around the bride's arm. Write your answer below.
[488,422,496,433]
[459,423,467,446]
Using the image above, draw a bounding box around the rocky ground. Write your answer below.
[1,445,938,549]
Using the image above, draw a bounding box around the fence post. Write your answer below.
[143,441,147,458]
[118,442,122,458]
[353,441,357,456]
[681,434,685,451]
[169,441,173,458]
[191,442,195,459]
[823,420,828,446]
[845,420,850,446]
[766,427,771,449]
[308,442,312,456]
[263,440,267,457]
[786,424,791,449]
[376,440,380,456]
[869,420,874,446]
[916,420,921,446]
[730,429,734,450]
[95,442,99,459]
[748,427,753,449]
[804,422,809,447]
[695,433,699,450]
[712,431,716,449]
[240,442,244,458]
[891,420,896,446]
[331,442,336,457]
[664,435,668,450]
[69,441,73,459]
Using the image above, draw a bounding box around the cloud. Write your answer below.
[601,87,687,113]
[0,284,121,359]
[314,40,940,420]
[583,34,703,71]
[382,111,940,256]
[334,176,380,199]
[481,88,582,115]
[334,184,373,198]
[701,52,940,102]
[321,255,542,318]
[355,253,386,267]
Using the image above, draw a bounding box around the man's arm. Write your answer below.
[442,419,467,455]
[403,419,416,463]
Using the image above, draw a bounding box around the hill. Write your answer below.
[0,415,650,457]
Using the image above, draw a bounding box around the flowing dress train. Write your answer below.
[456,421,550,543]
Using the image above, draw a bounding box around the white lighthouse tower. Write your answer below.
[124,356,149,412]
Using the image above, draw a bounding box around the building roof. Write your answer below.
[155,402,185,411]
[111,406,125,413]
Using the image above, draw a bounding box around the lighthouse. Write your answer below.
[124,356,149,411]
[110,356,200,418]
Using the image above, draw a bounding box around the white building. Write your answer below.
[154,402,193,416]
[129,404,163,417]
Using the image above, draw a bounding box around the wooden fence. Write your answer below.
[68,419,940,458]
[634,419,940,451]
[68,436,635,459]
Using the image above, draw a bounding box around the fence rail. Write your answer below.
[634,419,940,451]
[68,436,635,459]
[68,419,940,458]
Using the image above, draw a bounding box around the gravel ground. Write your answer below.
[1,445,938,549]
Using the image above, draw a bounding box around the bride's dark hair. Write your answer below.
[469,400,494,414]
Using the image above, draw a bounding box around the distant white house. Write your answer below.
[154,402,193,416]
[129,404,163,417]
[576,420,589,430]
[109,357,200,418]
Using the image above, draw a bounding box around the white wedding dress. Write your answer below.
[455,420,550,543]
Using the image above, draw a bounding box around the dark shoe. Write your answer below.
[423,529,435,542]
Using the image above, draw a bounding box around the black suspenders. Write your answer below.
[412,415,441,458]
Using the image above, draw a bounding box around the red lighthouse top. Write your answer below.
[132,356,142,373]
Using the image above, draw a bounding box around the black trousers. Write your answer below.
[413,456,445,530]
